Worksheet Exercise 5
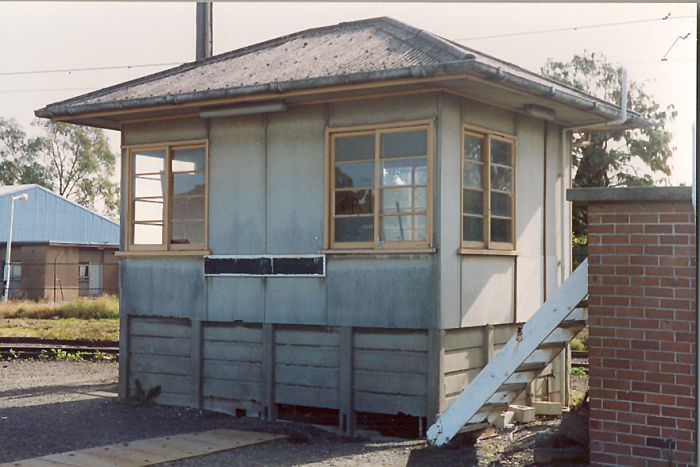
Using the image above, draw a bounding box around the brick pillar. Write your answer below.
[573,187,696,466]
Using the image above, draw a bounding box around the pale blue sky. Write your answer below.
[0,2,695,184]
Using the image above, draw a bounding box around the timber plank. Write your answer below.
[275,346,338,367]
[353,331,427,352]
[443,328,483,352]
[203,341,262,362]
[130,318,191,338]
[203,325,262,344]
[275,329,339,347]
[202,360,261,381]
[130,354,191,375]
[275,364,339,389]
[353,350,427,374]
[130,336,191,357]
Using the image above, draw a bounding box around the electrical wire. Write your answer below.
[455,14,695,42]
[0,62,183,77]
[661,32,693,61]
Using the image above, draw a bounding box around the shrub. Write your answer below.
[0,295,119,320]
[570,338,585,351]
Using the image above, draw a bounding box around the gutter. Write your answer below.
[36,60,647,129]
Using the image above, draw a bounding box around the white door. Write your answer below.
[88,262,102,296]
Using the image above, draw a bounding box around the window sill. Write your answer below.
[321,248,437,255]
[115,250,211,258]
[458,248,517,256]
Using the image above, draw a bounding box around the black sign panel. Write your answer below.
[205,256,325,276]
[205,257,272,275]
[271,256,325,276]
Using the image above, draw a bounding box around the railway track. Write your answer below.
[0,337,118,360]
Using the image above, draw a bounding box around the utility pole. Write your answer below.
[196,2,213,60]
[3,193,29,302]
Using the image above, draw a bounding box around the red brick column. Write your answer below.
[578,189,696,466]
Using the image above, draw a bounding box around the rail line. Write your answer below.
[0,337,118,359]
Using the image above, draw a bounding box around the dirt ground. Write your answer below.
[0,361,584,466]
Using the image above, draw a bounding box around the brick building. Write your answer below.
[569,186,696,466]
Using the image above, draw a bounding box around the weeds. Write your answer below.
[0,295,119,320]
[571,366,588,376]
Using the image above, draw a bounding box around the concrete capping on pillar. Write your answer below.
[567,186,691,203]
[339,327,355,434]
[262,324,277,421]
[427,329,446,424]
[190,320,203,409]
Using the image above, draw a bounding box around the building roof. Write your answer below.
[36,17,647,130]
[0,185,119,245]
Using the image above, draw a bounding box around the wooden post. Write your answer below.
[262,324,277,420]
[483,324,495,363]
[427,329,446,424]
[339,327,355,434]
[190,320,203,409]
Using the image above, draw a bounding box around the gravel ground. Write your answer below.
[0,361,566,466]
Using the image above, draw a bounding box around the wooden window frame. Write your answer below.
[125,139,209,253]
[325,120,434,251]
[460,125,516,252]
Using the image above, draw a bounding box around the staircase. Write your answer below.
[427,259,589,447]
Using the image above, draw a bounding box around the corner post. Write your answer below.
[339,326,355,434]
[191,319,203,408]
[262,323,277,420]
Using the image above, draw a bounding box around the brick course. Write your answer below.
[587,199,696,466]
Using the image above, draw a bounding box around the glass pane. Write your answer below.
[381,215,426,242]
[380,130,427,158]
[464,134,483,161]
[381,158,427,186]
[491,139,513,166]
[172,147,205,172]
[335,189,373,215]
[134,198,164,222]
[173,172,205,197]
[335,134,375,162]
[463,216,483,242]
[133,223,163,245]
[335,162,374,188]
[463,190,483,215]
[134,173,165,198]
[491,166,512,192]
[491,218,512,243]
[171,172,205,245]
[491,192,512,217]
[380,187,426,213]
[335,216,374,243]
[463,162,483,189]
[134,149,165,174]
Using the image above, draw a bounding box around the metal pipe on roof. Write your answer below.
[196,2,213,60]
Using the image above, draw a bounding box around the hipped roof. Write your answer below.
[36,17,648,130]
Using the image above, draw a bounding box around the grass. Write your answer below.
[0,317,119,341]
[0,295,119,320]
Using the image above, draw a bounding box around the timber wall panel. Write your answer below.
[273,327,340,409]
[128,317,192,407]
[201,322,263,415]
[353,329,428,416]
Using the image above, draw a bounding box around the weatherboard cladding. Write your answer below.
[0,185,118,245]
[36,17,638,122]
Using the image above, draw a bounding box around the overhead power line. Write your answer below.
[0,62,182,77]
[661,32,693,61]
[456,14,695,42]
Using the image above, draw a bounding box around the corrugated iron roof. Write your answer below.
[35,16,643,127]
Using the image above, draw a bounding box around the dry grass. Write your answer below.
[0,295,119,320]
[0,318,119,341]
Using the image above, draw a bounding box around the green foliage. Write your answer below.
[571,367,588,377]
[93,350,116,362]
[0,118,119,217]
[570,338,586,351]
[50,348,69,360]
[541,51,676,241]
[7,348,19,360]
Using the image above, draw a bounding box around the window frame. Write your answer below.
[325,120,434,251]
[125,139,209,253]
[460,125,516,251]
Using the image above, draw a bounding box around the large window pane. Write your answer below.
[463,190,483,215]
[381,187,426,213]
[335,134,375,162]
[464,134,483,161]
[134,173,165,198]
[490,166,512,192]
[335,189,373,215]
[491,140,512,166]
[171,172,205,245]
[491,218,512,243]
[134,199,164,222]
[133,223,163,245]
[134,150,165,173]
[335,162,374,188]
[381,158,427,186]
[463,216,483,242]
[335,216,374,242]
[381,215,426,241]
[491,192,512,217]
[463,163,483,189]
[380,130,427,158]
[172,147,205,172]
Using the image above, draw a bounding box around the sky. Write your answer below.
[0,2,696,185]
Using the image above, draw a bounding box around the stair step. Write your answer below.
[541,327,579,346]
[524,348,561,365]
[505,370,541,385]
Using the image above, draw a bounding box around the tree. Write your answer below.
[0,118,52,187]
[0,118,119,217]
[541,52,677,257]
[37,121,119,216]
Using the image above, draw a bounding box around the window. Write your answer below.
[462,128,515,250]
[328,123,432,249]
[78,263,89,281]
[128,142,207,251]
